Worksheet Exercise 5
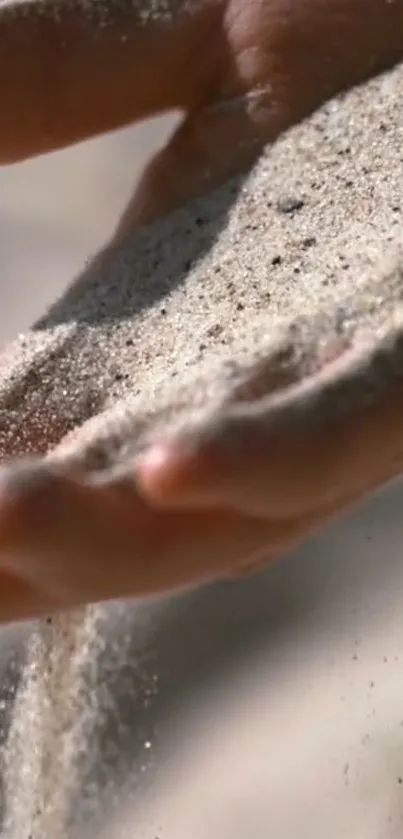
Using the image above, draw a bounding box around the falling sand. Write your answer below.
[3,61,403,836]
[4,609,100,837]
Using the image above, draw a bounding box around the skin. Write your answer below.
[1,0,403,622]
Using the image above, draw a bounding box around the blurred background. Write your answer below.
[0,118,403,838]
[0,113,178,344]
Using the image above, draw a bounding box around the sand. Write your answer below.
[4,608,100,837]
[1,64,403,468]
[2,60,403,837]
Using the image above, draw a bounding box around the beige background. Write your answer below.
[1,118,403,838]
[0,113,178,344]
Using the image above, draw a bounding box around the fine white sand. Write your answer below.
[1,65,403,468]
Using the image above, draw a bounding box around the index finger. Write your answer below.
[2,0,403,168]
[0,0,225,162]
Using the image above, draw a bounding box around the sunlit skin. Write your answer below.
[0,0,403,622]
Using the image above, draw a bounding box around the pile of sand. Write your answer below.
[0,64,403,467]
[2,59,403,837]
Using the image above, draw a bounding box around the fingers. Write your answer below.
[112,0,403,234]
[2,0,403,170]
[136,369,403,520]
[1,358,402,623]
[0,453,373,624]
[0,458,277,618]
[0,0,225,163]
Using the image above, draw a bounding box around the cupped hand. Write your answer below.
[0,0,403,622]
[1,345,403,623]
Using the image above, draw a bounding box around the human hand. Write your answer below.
[1,334,403,623]
[0,0,403,623]
[2,0,403,224]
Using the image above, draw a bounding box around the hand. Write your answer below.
[1,339,403,623]
[2,0,403,223]
[0,0,403,623]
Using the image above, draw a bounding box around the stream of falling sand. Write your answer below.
[3,606,100,838]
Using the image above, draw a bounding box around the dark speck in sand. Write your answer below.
[276,195,305,214]
[206,323,224,338]
[302,236,317,249]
